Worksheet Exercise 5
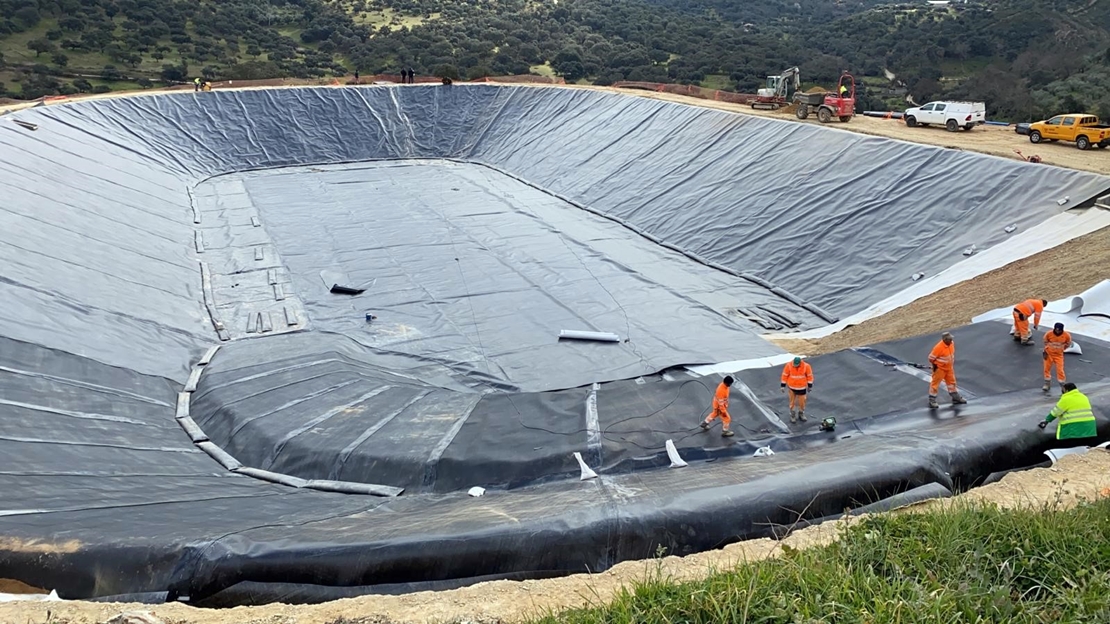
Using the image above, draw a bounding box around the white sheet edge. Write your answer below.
[766,208,1110,341]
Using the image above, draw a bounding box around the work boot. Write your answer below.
[799,411,807,422]
[721,429,734,438]
[928,396,939,409]
[1042,380,1051,393]
[1021,338,1035,346]
[950,392,968,405]
[789,409,797,423]
[699,421,709,431]
[1013,334,1022,342]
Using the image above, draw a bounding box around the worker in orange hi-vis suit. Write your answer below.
[700,375,735,437]
[928,332,967,409]
[780,356,814,423]
[1042,322,1073,394]
[1012,298,1048,345]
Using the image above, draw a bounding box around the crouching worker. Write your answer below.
[1038,382,1097,440]
[701,375,734,437]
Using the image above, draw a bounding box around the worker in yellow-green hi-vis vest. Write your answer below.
[1038,383,1097,440]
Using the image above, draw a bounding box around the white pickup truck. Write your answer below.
[903,101,986,132]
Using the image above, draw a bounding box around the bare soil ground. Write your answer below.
[5,450,1109,624]
[771,225,1110,355]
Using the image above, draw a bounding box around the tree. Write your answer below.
[27,39,57,57]
[551,47,586,81]
[161,64,188,82]
[466,65,491,80]
[101,65,124,81]
[59,16,85,32]
[434,63,459,80]
[137,77,153,89]
[73,78,93,92]
[51,52,68,67]
[14,6,41,29]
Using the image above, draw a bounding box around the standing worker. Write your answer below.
[928,332,967,408]
[1042,322,1073,393]
[781,356,814,423]
[193,77,201,92]
[1038,382,1096,440]
[1012,298,1048,345]
[700,375,735,437]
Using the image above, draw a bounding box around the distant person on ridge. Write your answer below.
[700,375,734,437]
[1043,322,1073,393]
[1013,298,1047,345]
[781,356,814,423]
[1038,382,1096,440]
[928,332,967,408]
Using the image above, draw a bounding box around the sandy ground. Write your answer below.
[771,224,1110,355]
[4,81,1110,624]
[5,450,1109,624]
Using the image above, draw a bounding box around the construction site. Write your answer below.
[2,80,1110,623]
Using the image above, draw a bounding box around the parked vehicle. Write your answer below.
[1015,123,1032,136]
[1028,114,1110,150]
[903,101,986,132]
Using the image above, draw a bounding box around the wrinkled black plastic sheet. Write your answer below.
[1,86,1106,383]
[3,85,1110,605]
[225,159,794,391]
[8,85,1106,345]
[3,329,1110,604]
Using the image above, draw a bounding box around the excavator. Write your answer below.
[752,66,800,110]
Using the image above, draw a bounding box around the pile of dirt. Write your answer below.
[0,578,47,594]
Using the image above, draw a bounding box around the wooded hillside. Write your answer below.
[1,0,1107,122]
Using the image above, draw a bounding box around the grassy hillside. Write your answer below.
[535,497,1110,623]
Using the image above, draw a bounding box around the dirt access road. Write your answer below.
[586,86,1110,177]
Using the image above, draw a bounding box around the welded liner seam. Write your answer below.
[173,345,404,497]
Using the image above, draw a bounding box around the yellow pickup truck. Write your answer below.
[1028,114,1110,150]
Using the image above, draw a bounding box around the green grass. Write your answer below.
[940,58,992,79]
[533,497,1110,623]
[351,7,436,30]
[530,62,555,77]
[700,73,732,90]
[0,19,56,65]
